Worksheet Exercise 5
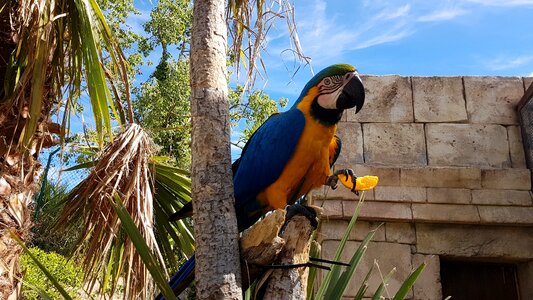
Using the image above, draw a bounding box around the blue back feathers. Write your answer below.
[232,109,305,230]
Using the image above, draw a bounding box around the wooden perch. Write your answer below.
[239,205,322,299]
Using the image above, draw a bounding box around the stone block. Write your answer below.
[363,123,427,166]
[401,166,481,189]
[412,203,480,224]
[312,183,374,201]
[464,76,524,125]
[318,220,385,242]
[412,254,442,300]
[472,189,532,206]
[344,201,412,221]
[426,124,511,168]
[348,75,413,123]
[412,76,467,122]
[507,126,527,168]
[374,186,426,203]
[335,122,364,165]
[319,199,343,218]
[478,206,533,225]
[416,223,533,259]
[481,168,531,190]
[385,222,416,244]
[355,164,400,186]
[427,188,471,204]
[322,241,413,298]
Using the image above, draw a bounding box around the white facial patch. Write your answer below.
[316,72,357,110]
[317,90,341,109]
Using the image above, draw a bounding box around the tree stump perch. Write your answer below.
[240,205,322,299]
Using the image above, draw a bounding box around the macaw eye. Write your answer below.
[344,73,351,80]
[324,78,332,85]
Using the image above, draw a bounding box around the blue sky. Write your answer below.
[55,0,533,165]
[128,0,533,101]
[125,0,533,158]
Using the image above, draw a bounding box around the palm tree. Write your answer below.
[0,0,130,297]
[189,0,242,298]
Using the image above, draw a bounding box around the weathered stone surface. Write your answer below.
[416,223,533,259]
[522,77,533,92]
[322,241,413,298]
[355,164,400,186]
[507,126,527,168]
[348,75,413,123]
[312,183,374,201]
[335,122,364,165]
[344,201,412,221]
[412,76,467,122]
[401,167,481,189]
[426,124,511,168]
[427,188,471,204]
[363,123,427,165]
[317,199,343,218]
[318,220,385,242]
[481,168,531,190]
[478,206,533,225]
[464,76,524,125]
[374,186,426,203]
[472,189,532,206]
[412,254,442,300]
[385,222,416,244]
[412,203,480,224]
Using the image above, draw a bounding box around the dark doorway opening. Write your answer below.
[440,259,520,300]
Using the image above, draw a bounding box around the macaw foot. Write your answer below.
[326,168,358,195]
[284,204,318,229]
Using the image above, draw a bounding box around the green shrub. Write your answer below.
[21,247,83,299]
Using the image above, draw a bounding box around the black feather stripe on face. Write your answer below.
[310,96,343,126]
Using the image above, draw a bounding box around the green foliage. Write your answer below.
[134,59,192,168]
[20,247,83,299]
[142,0,192,56]
[230,86,288,145]
[310,193,426,299]
[32,179,82,256]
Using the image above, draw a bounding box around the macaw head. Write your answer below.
[293,64,365,125]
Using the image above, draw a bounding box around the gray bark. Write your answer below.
[190,0,242,299]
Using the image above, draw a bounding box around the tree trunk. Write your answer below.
[0,2,58,298]
[263,214,317,299]
[190,0,242,299]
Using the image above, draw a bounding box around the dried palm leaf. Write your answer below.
[227,0,311,90]
[57,124,160,299]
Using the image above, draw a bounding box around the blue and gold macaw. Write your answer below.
[159,64,366,298]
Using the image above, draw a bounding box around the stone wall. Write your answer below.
[314,75,533,299]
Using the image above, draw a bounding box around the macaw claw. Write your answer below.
[326,169,379,194]
[326,169,358,193]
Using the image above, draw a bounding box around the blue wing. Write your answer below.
[233,108,305,230]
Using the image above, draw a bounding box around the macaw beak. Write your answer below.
[336,74,365,113]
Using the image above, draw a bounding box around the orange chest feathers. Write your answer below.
[259,91,337,209]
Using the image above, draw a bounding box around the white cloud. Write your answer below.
[462,0,533,6]
[269,0,471,66]
[487,55,533,70]
[417,7,467,22]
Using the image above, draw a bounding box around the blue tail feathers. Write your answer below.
[155,254,195,300]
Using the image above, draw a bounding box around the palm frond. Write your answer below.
[56,124,159,299]
[227,0,310,89]
[1,0,129,155]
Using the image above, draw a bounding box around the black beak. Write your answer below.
[336,75,365,113]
